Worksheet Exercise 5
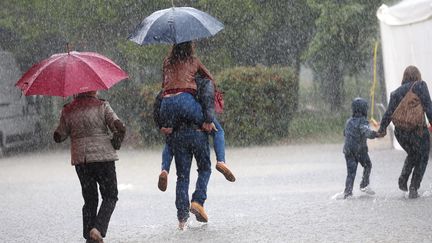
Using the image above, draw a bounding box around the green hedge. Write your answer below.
[33,66,298,149]
[107,82,163,147]
[216,66,298,146]
[137,83,165,146]
[287,110,346,143]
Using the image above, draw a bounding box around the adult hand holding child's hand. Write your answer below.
[377,129,386,138]
[160,127,173,135]
[202,122,218,133]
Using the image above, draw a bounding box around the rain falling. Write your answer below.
[1,0,432,242]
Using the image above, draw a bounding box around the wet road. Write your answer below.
[1,142,432,242]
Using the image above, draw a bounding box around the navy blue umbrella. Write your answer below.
[128,7,224,45]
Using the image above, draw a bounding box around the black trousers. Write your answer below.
[75,161,118,240]
[344,151,372,195]
[395,127,430,191]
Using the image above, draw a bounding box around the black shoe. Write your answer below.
[408,189,419,199]
[344,192,352,199]
[398,177,408,192]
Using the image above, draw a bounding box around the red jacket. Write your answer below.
[162,56,213,95]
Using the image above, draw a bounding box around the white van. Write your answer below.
[0,50,42,156]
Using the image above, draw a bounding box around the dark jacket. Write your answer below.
[344,98,377,154]
[378,80,432,133]
[195,76,215,123]
[153,76,215,128]
[344,116,377,154]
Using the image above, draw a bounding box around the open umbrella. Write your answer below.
[128,7,224,45]
[16,51,128,97]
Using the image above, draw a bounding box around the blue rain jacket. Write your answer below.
[344,98,378,154]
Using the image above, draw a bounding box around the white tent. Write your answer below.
[377,0,432,149]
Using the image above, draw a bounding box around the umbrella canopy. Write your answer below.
[129,7,224,45]
[15,51,128,97]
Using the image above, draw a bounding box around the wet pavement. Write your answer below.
[1,142,432,242]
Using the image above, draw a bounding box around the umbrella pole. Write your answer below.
[369,41,379,128]
[66,42,70,54]
[172,0,174,7]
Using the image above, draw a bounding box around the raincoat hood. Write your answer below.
[351,97,368,117]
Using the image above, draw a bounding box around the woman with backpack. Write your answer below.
[378,65,432,198]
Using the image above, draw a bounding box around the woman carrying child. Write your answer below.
[154,42,235,228]
[155,41,235,190]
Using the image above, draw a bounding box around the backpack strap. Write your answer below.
[408,81,419,92]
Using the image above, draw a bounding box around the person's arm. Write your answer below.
[378,92,398,134]
[343,125,346,137]
[360,119,378,139]
[196,75,215,123]
[53,110,69,143]
[153,91,163,129]
[104,102,126,150]
[416,81,432,123]
[196,58,214,82]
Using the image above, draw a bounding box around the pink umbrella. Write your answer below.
[16,51,128,97]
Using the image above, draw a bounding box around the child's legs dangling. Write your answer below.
[211,119,235,182]
[211,119,225,162]
[161,143,174,173]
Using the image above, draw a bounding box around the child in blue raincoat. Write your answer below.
[343,97,382,199]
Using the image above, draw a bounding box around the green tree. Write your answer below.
[305,0,381,111]
[256,1,317,110]
[192,1,317,110]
